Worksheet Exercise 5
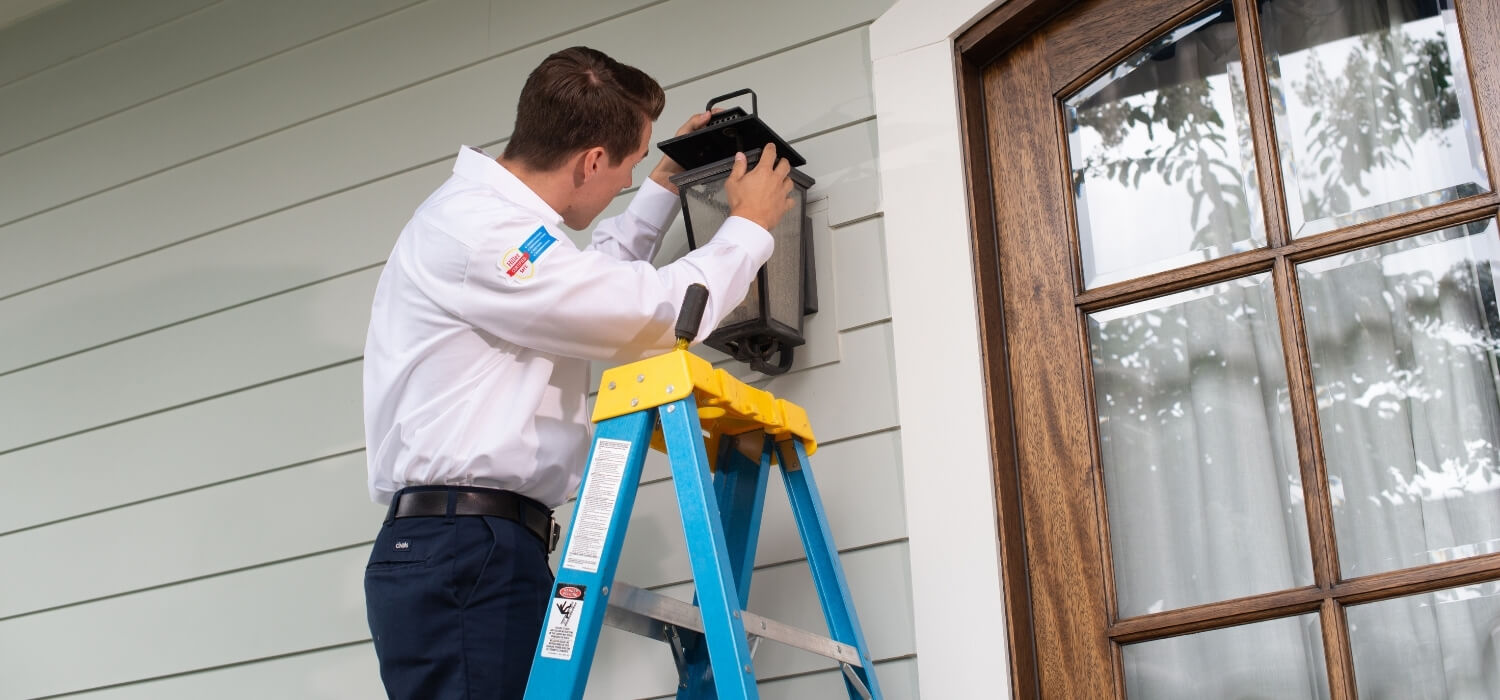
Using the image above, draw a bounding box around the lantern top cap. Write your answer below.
[656,88,806,171]
[670,146,815,189]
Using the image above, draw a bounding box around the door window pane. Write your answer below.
[1299,219,1500,578]
[1090,274,1312,616]
[1347,580,1500,698]
[1123,613,1330,698]
[1261,0,1490,236]
[1065,1,1266,289]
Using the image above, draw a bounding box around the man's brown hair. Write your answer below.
[502,47,666,171]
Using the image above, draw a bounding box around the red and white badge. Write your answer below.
[499,247,534,281]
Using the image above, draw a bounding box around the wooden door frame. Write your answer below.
[953,2,1085,697]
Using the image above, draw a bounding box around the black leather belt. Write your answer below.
[388,486,560,552]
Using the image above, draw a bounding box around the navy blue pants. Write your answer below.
[365,499,554,699]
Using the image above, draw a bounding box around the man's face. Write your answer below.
[565,120,653,230]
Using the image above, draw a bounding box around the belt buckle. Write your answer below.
[549,521,561,553]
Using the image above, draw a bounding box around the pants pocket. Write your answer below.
[449,516,499,607]
[367,516,454,570]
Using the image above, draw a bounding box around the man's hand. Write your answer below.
[725,143,795,232]
[648,110,717,194]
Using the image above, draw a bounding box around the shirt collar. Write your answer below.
[453,146,564,227]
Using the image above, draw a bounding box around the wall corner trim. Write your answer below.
[871,1,1015,698]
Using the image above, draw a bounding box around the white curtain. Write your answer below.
[1096,222,1500,699]
[1092,276,1327,698]
[1300,223,1500,699]
[1078,0,1500,694]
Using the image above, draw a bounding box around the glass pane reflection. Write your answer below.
[1090,274,1312,617]
[1261,0,1490,236]
[1348,581,1500,698]
[1065,1,1265,289]
[1300,219,1500,577]
[1124,614,1330,698]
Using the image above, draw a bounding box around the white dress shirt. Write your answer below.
[364,146,773,506]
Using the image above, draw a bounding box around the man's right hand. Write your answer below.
[725,143,795,231]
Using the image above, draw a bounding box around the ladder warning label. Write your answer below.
[562,438,632,573]
[540,582,588,661]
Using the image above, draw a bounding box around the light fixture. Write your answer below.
[658,89,817,375]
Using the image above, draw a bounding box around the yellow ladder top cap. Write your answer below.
[592,349,816,454]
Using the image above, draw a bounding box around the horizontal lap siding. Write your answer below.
[0,0,675,225]
[0,0,885,299]
[0,329,898,620]
[16,546,912,700]
[0,29,876,375]
[0,0,217,92]
[0,545,910,698]
[0,362,365,535]
[63,648,918,700]
[0,0,426,162]
[0,0,904,695]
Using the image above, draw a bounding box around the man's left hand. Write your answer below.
[649,110,717,195]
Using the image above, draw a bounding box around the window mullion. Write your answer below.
[1274,255,1354,699]
[1272,256,1339,588]
[1319,599,1358,699]
[1232,0,1293,249]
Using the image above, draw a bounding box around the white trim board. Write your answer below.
[870,0,1014,698]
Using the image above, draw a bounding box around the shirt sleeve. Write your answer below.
[585,178,680,263]
[451,211,773,362]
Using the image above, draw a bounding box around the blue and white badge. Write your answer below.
[499,226,558,282]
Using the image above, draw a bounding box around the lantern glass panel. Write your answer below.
[679,158,813,340]
[682,175,760,329]
[766,186,807,334]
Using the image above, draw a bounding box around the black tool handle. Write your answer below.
[704,88,756,116]
[676,284,709,344]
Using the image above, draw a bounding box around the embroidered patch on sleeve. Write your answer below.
[498,226,558,281]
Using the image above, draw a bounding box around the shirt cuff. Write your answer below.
[628,178,682,232]
[709,216,775,265]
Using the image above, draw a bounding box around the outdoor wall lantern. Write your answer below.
[659,89,817,375]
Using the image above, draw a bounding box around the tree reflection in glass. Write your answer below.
[1299,218,1500,577]
[1262,0,1489,235]
[1065,1,1265,289]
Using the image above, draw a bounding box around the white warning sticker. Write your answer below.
[561,438,632,573]
[539,583,588,661]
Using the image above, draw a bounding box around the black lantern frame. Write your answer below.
[660,90,818,375]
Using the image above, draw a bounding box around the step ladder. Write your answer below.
[523,287,882,700]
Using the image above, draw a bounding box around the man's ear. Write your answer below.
[577,146,608,183]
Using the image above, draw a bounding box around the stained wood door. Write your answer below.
[972,0,1500,695]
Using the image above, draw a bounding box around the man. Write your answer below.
[361,46,795,699]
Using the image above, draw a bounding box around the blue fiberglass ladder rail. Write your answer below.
[522,285,882,700]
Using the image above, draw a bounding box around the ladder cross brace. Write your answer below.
[602,581,865,667]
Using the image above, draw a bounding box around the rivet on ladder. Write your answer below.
[631,398,639,407]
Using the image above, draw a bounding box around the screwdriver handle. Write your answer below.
[675,284,709,348]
